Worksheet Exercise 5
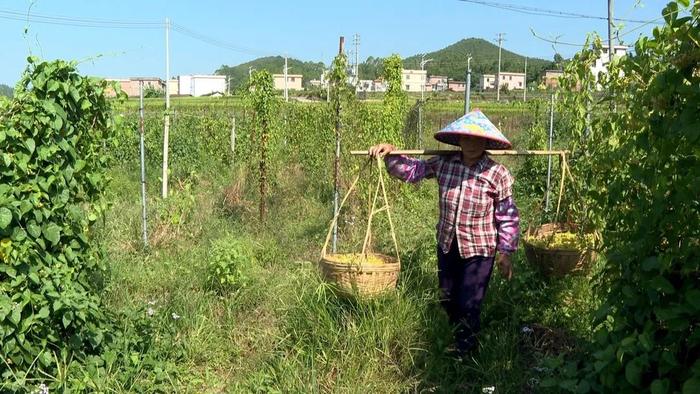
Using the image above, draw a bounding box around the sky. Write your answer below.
[0,0,672,86]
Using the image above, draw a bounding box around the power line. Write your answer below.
[530,8,681,48]
[456,0,657,24]
[0,8,163,28]
[171,22,282,58]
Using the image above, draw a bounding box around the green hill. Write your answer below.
[402,38,553,85]
[0,84,12,98]
[215,38,555,91]
[216,56,326,91]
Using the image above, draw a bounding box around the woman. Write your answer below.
[369,110,520,357]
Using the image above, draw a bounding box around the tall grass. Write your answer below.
[93,146,599,392]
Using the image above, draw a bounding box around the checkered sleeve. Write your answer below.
[385,155,439,183]
[496,167,514,201]
[494,196,520,254]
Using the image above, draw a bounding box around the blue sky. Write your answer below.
[0,0,670,85]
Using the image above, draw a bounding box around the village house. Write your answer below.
[590,45,628,78]
[447,80,466,92]
[428,75,448,92]
[479,72,526,90]
[401,69,427,92]
[541,70,564,89]
[177,75,226,97]
[273,74,303,90]
[356,79,387,93]
[106,77,167,97]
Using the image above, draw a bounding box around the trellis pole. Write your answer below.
[138,82,148,248]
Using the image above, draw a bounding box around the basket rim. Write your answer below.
[320,252,400,273]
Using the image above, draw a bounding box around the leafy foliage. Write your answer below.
[0,57,119,387]
[247,70,278,221]
[206,237,257,294]
[550,2,700,392]
[380,54,408,145]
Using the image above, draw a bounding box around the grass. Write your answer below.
[90,149,601,393]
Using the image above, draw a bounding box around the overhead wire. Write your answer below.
[0,8,163,29]
[456,0,658,24]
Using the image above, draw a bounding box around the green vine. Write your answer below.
[0,57,121,387]
[246,70,277,221]
[547,2,700,392]
[381,54,408,145]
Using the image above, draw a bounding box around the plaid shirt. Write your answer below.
[386,153,520,258]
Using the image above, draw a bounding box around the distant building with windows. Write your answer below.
[106,77,168,97]
[401,69,427,92]
[447,80,466,92]
[480,72,526,90]
[591,45,628,78]
[541,70,565,89]
[272,74,303,90]
[428,75,449,92]
[356,79,387,93]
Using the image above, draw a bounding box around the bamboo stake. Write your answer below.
[350,149,569,156]
[376,157,401,265]
[362,175,382,255]
[555,153,567,221]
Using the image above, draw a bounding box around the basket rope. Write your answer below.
[320,156,401,266]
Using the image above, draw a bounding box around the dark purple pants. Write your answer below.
[437,240,495,353]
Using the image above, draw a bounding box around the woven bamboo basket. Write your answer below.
[319,158,401,298]
[523,223,595,278]
[319,253,400,297]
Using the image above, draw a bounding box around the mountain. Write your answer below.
[0,84,12,98]
[216,56,326,91]
[402,38,552,85]
[215,38,555,90]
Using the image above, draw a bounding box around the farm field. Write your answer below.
[1,3,698,392]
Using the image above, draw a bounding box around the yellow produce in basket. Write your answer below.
[526,232,594,250]
[328,253,387,266]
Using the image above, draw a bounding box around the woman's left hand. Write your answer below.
[496,253,513,280]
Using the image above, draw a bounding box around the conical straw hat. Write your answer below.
[434,109,511,149]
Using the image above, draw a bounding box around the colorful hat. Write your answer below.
[434,109,511,149]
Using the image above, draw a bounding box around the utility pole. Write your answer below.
[496,33,505,102]
[162,17,171,198]
[608,0,614,62]
[465,54,472,114]
[249,66,253,79]
[283,55,289,102]
[523,57,528,102]
[353,34,360,84]
[419,54,433,148]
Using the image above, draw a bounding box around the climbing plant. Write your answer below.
[0,57,121,387]
[246,70,277,221]
[380,54,408,146]
[545,2,700,392]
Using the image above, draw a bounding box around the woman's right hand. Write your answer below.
[368,143,396,158]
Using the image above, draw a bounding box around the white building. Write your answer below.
[591,45,628,78]
[356,79,387,93]
[178,75,227,97]
[480,72,526,90]
[402,69,427,92]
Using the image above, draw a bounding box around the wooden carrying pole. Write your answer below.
[350,149,569,156]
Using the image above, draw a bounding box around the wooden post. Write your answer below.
[332,36,345,254]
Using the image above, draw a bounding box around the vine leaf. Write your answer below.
[0,207,12,229]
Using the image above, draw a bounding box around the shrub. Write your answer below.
[206,237,257,294]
